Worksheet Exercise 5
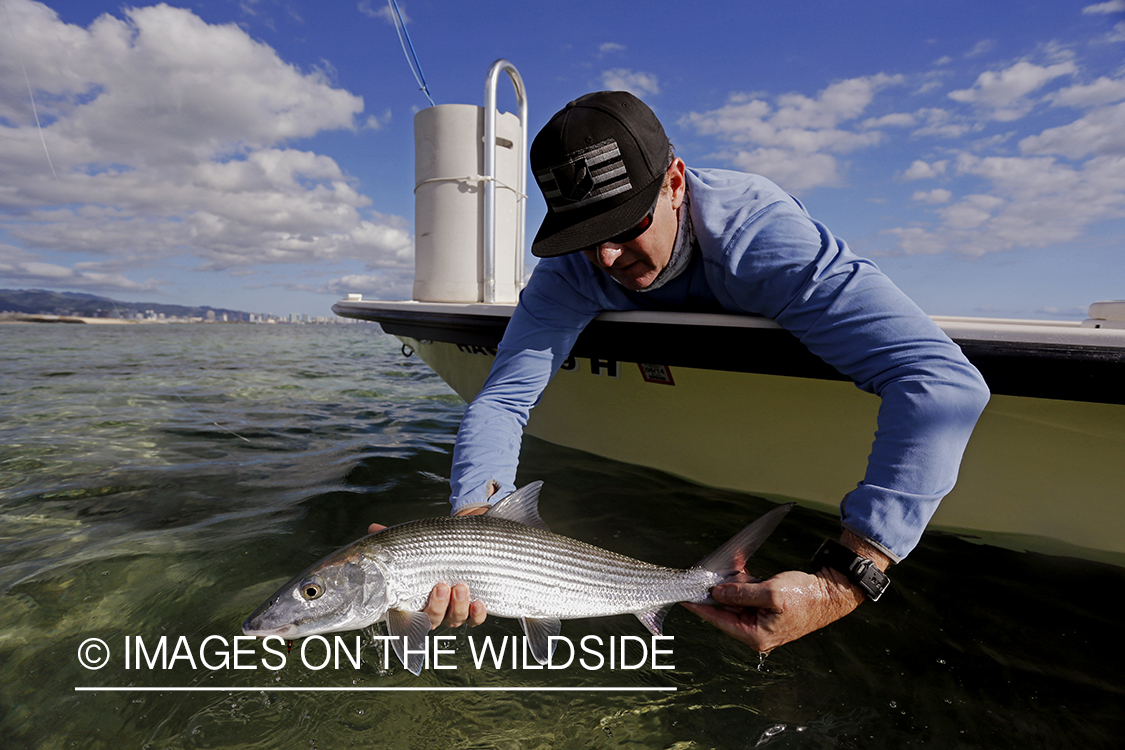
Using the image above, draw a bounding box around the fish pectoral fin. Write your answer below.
[385,608,432,675]
[485,481,550,531]
[635,604,674,637]
[518,616,562,664]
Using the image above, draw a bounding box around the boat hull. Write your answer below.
[407,336,1125,562]
[335,299,1125,564]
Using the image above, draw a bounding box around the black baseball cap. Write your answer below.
[530,91,670,258]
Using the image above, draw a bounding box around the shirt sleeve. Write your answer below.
[448,261,602,512]
[711,198,991,560]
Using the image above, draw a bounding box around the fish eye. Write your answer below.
[300,578,324,600]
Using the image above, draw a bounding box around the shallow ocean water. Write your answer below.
[1,322,1122,749]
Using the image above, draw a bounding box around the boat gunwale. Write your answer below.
[333,299,1125,405]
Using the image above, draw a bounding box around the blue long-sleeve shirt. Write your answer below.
[450,167,989,561]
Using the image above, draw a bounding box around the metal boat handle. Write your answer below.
[483,59,528,304]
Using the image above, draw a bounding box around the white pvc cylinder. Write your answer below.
[413,104,522,303]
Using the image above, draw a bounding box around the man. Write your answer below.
[386,91,990,653]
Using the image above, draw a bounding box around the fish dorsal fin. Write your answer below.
[484,481,549,531]
[696,503,793,577]
[385,608,432,675]
[519,616,562,664]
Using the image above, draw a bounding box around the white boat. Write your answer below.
[335,62,1125,565]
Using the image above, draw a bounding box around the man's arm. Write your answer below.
[714,201,991,560]
[684,176,988,648]
[690,173,990,560]
[449,263,601,510]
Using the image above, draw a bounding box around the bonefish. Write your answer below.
[243,482,791,673]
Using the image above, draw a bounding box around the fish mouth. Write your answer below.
[241,619,296,638]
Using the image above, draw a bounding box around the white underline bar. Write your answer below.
[75,686,676,693]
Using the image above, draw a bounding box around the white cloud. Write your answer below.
[901,159,949,181]
[882,48,1125,258]
[680,74,903,191]
[600,68,660,97]
[0,0,409,296]
[862,112,916,128]
[909,107,977,138]
[726,149,842,194]
[365,109,394,130]
[775,74,904,129]
[318,270,413,300]
[885,150,1125,256]
[948,60,1078,121]
[0,244,159,292]
[965,40,997,58]
[940,194,1006,230]
[1020,101,1125,158]
[880,226,949,255]
[676,27,1125,262]
[1048,76,1125,107]
[598,42,627,55]
[913,189,953,204]
[914,79,946,95]
[358,0,406,24]
[1082,1,1125,14]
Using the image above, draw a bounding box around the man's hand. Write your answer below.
[682,530,891,653]
[681,568,864,652]
[367,505,491,631]
[417,581,487,630]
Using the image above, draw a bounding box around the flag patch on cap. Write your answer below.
[535,139,631,213]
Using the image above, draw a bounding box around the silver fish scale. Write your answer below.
[366,515,719,620]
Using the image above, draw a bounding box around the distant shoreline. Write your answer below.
[0,312,236,325]
[0,313,140,325]
[0,312,363,325]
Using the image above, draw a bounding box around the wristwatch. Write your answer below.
[812,539,891,602]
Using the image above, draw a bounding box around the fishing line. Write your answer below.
[386,0,435,106]
[2,0,59,180]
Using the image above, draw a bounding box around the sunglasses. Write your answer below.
[583,202,657,254]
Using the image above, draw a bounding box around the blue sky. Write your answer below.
[1,0,1123,318]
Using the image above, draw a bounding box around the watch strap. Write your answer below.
[813,539,890,602]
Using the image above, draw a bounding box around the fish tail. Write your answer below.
[695,503,793,580]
